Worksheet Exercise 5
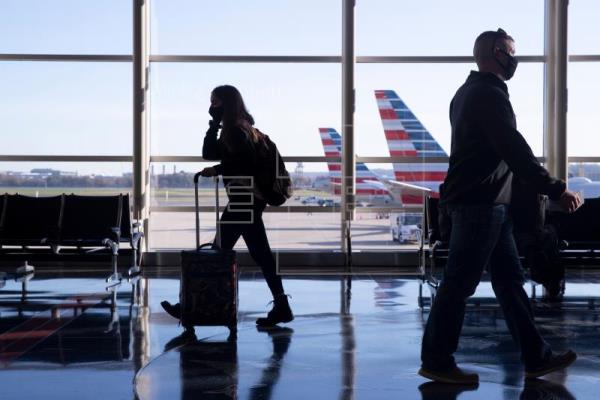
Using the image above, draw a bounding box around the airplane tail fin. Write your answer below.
[375,90,448,203]
[319,127,390,197]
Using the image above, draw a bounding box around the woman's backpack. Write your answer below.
[254,134,293,206]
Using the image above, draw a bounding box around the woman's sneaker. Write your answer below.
[256,294,294,327]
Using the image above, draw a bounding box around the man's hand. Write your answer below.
[200,167,217,177]
[559,190,582,213]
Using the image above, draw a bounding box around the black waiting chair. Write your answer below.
[56,194,123,283]
[0,194,63,250]
[546,198,600,263]
[57,194,123,255]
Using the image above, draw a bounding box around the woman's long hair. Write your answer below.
[211,85,263,147]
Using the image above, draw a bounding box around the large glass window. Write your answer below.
[0,162,132,195]
[569,0,600,55]
[1,62,132,155]
[356,0,544,56]
[149,63,340,157]
[356,63,544,156]
[151,0,341,55]
[148,160,341,250]
[0,0,132,54]
[567,64,600,157]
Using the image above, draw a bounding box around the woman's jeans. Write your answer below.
[218,193,284,297]
[421,204,551,371]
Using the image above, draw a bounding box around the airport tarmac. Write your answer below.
[149,211,418,251]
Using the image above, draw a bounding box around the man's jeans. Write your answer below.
[421,204,551,371]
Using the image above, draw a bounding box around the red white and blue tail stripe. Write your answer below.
[375,90,448,203]
[319,127,391,197]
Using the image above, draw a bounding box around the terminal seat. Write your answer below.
[547,198,600,263]
[54,194,123,256]
[0,194,63,249]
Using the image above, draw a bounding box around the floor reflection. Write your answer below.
[0,269,599,399]
[250,326,294,400]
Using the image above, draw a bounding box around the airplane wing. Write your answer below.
[385,180,432,193]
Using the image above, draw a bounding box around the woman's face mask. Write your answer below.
[208,105,224,122]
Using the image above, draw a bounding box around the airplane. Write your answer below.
[375,89,448,205]
[568,176,600,199]
[319,127,394,206]
[319,127,422,242]
[374,90,600,202]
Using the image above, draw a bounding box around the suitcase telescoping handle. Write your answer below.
[193,173,221,250]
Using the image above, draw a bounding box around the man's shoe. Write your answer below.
[256,294,294,327]
[525,350,577,379]
[418,366,479,384]
[161,301,181,320]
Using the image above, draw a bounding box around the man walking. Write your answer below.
[419,28,580,384]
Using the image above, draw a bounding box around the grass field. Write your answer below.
[0,187,335,207]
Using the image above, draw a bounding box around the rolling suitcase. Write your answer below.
[180,174,238,332]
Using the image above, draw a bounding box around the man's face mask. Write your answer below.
[495,48,519,80]
[208,105,224,122]
[492,29,518,80]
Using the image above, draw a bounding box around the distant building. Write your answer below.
[29,168,77,177]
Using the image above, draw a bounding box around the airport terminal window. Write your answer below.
[0,162,133,196]
[356,63,544,158]
[569,0,600,55]
[0,62,133,155]
[567,63,600,157]
[0,0,131,54]
[149,161,341,250]
[150,211,342,251]
[356,0,543,56]
[149,63,340,157]
[353,62,543,250]
[150,0,341,56]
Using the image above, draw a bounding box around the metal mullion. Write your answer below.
[0,155,132,162]
[149,55,341,63]
[133,0,151,251]
[145,55,547,64]
[151,206,340,213]
[567,157,600,163]
[341,0,355,255]
[150,206,421,213]
[356,55,545,63]
[149,155,342,163]
[0,54,132,62]
[356,156,449,163]
[569,55,600,62]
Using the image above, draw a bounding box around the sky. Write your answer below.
[0,0,599,175]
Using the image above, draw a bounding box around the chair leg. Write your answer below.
[127,243,141,277]
[106,253,122,284]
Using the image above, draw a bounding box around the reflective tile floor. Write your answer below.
[1,267,600,399]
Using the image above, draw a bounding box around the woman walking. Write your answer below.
[161,85,293,328]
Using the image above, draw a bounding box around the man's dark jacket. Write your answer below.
[440,71,565,206]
